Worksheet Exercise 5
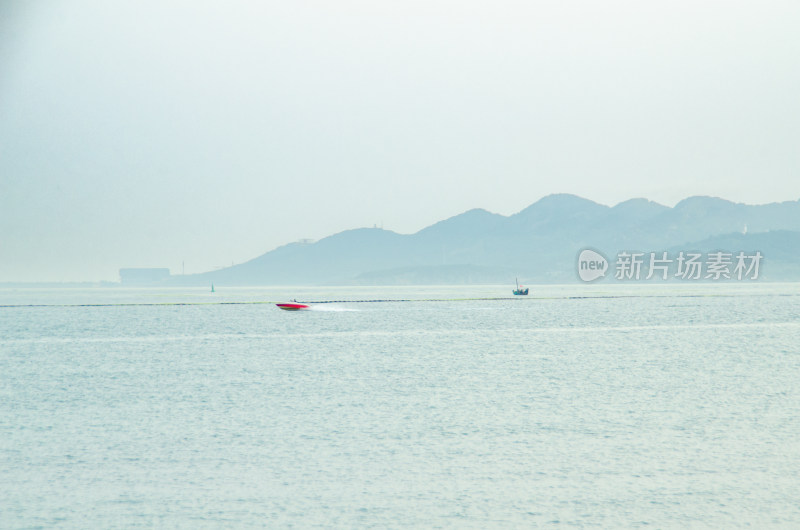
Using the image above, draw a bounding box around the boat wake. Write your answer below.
[309,305,358,312]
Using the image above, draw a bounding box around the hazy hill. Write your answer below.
[173,195,800,285]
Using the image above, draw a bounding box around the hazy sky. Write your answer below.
[2,0,799,282]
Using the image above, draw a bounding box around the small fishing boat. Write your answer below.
[276,301,310,311]
[512,278,528,296]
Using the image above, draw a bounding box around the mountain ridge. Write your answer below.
[168,195,800,285]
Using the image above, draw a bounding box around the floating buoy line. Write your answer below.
[0,292,794,309]
[0,297,526,308]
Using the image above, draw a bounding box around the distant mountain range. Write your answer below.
[171,194,800,285]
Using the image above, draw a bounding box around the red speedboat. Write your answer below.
[276,301,310,311]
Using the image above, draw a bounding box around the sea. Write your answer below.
[1,283,799,528]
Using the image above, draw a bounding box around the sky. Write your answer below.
[1,0,799,282]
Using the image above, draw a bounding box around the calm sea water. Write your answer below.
[1,284,799,528]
